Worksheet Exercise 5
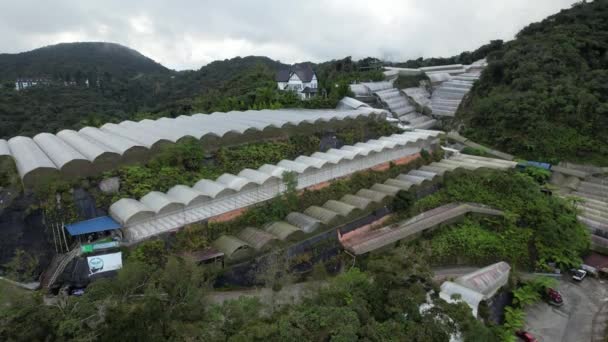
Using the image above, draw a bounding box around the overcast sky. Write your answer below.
[0,0,576,70]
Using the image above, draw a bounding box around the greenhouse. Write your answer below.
[303,206,340,225]
[237,227,278,251]
[340,194,374,210]
[440,281,484,318]
[7,136,60,187]
[454,261,511,299]
[140,192,185,215]
[109,198,156,226]
[114,129,443,242]
[322,200,359,217]
[264,221,305,241]
[3,108,387,186]
[285,212,322,234]
[212,235,251,260]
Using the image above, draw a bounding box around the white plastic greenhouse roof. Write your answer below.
[336,97,371,110]
[111,129,443,235]
[8,136,59,184]
[110,198,155,226]
[440,281,484,318]
[193,179,236,198]
[348,81,394,97]
[217,173,257,192]
[167,185,211,206]
[4,108,387,186]
[0,139,10,157]
[140,191,185,215]
[454,261,511,299]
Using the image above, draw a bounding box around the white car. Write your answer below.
[572,269,587,281]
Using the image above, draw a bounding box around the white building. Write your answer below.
[15,78,50,91]
[276,64,318,100]
[439,261,511,318]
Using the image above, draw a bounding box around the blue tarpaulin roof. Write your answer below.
[519,161,552,170]
[66,216,122,236]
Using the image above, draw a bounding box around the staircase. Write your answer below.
[41,247,81,289]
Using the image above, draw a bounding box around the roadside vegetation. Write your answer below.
[500,277,558,342]
[0,243,501,341]
[397,170,589,270]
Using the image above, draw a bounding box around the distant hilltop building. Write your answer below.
[14,77,100,91]
[14,78,50,91]
[275,64,318,100]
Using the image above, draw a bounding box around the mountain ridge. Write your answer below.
[0,42,170,80]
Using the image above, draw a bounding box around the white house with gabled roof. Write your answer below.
[275,63,318,99]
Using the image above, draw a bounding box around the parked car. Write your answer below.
[516,330,538,342]
[544,288,563,306]
[70,288,85,296]
[573,269,587,281]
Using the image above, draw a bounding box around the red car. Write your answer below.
[516,330,538,342]
[545,288,563,306]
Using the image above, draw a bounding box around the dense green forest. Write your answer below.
[0,42,169,79]
[0,42,382,138]
[458,0,608,165]
[392,39,504,69]
[1,168,589,341]
[0,245,500,341]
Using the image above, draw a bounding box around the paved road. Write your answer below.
[524,277,608,342]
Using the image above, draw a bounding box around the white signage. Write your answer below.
[87,252,123,275]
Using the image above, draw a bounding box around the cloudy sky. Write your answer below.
[0,0,576,70]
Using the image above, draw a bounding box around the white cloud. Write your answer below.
[0,0,577,70]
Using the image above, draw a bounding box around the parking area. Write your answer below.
[523,276,608,342]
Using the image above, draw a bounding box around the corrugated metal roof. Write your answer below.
[65,216,121,236]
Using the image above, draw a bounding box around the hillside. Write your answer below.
[457,0,608,165]
[0,42,170,80]
[0,45,381,138]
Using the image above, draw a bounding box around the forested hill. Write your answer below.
[0,44,382,138]
[0,42,170,80]
[457,0,608,166]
